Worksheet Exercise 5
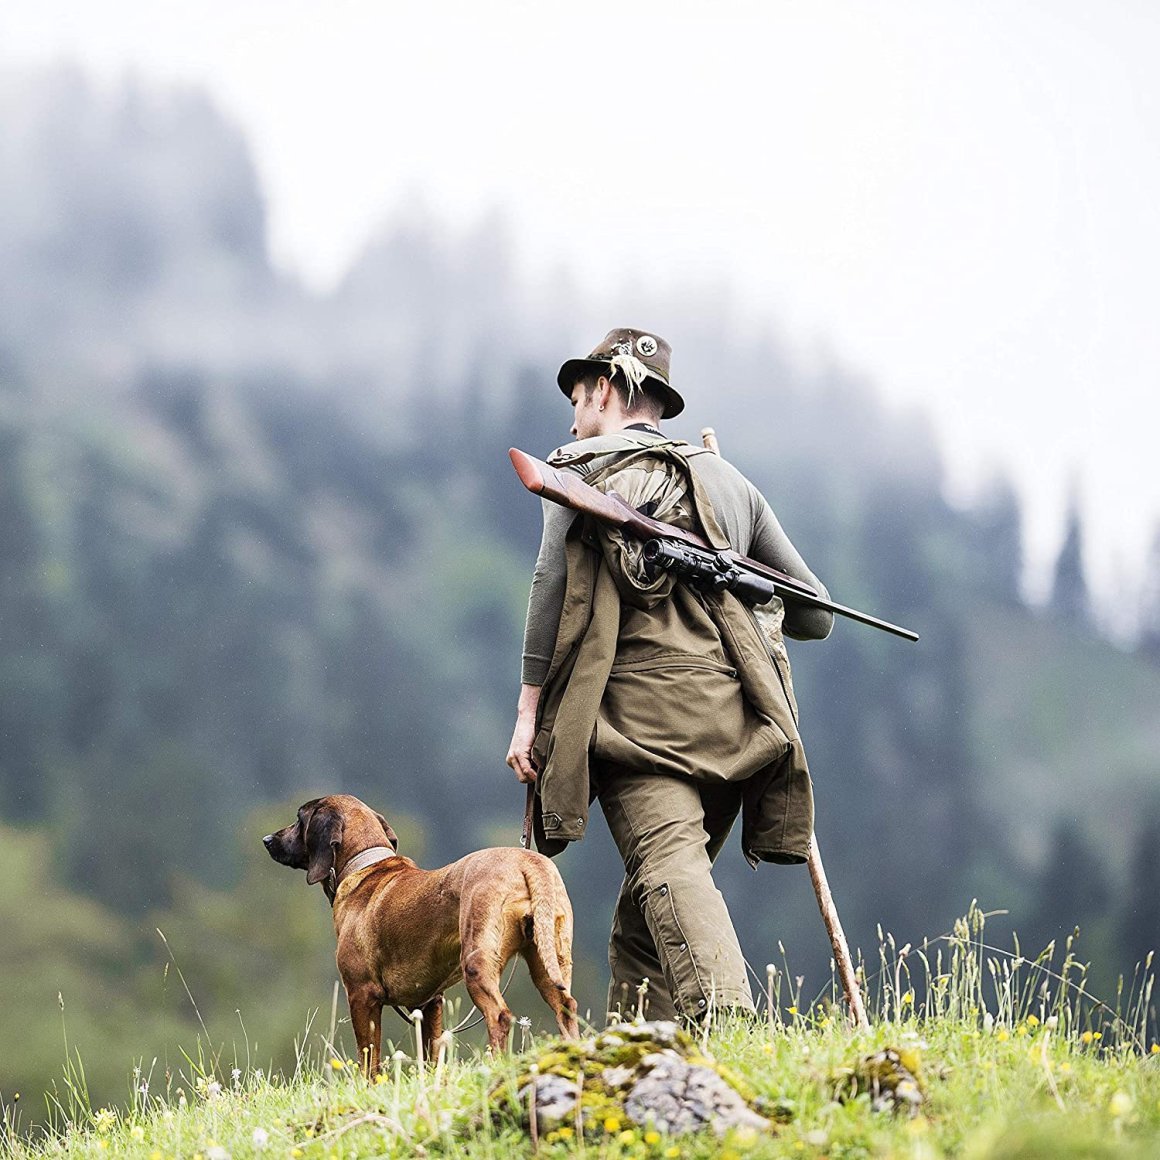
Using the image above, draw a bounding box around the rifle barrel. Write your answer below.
[509,447,919,643]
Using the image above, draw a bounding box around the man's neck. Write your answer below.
[598,415,663,438]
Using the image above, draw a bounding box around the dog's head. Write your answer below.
[263,795,398,893]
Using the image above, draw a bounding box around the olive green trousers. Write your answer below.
[594,761,757,1021]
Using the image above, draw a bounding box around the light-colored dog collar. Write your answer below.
[337,846,394,885]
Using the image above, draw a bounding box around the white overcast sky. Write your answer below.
[3,0,1159,628]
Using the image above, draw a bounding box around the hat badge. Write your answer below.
[636,335,658,357]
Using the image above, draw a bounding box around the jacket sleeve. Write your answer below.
[747,484,834,641]
[520,498,577,684]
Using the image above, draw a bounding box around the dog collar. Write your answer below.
[337,846,394,885]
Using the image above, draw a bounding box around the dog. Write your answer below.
[263,794,578,1069]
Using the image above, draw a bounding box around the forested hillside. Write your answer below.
[1,69,1157,1120]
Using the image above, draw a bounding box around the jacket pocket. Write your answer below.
[598,653,788,780]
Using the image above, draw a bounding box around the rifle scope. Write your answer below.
[642,539,777,605]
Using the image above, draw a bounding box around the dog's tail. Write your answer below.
[524,860,571,990]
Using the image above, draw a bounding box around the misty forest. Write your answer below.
[2,70,1159,1116]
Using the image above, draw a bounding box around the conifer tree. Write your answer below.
[1050,494,1089,625]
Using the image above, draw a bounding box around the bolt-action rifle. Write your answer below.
[509,447,919,643]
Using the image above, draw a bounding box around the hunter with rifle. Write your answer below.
[506,327,914,1025]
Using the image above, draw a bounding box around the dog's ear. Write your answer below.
[374,811,399,852]
[305,808,344,885]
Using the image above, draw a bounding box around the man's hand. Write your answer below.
[506,683,542,783]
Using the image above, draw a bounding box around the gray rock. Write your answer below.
[520,1074,580,1131]
[624,1055,770,1138]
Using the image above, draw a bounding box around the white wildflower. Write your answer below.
[251,1127,269,1149]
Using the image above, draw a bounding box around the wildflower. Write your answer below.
[1015,1025,1029,1037]
[1151,1044,1159,1055]
[231,1068,242,1084]
[1109,1091,1133,1117]
[787,1006,798,1015]
[1060,1062,1071,1074]
[252,1127,269,1149]
[373,1073,389,1085]
[517,1016,532,1028]
[1081,1030,1102,1045]
[330,1059,345,1070]
[139,1082,149,1097]
[556,1126,574,1139]
[644,1129,661,1144]
[93,1107,117,1133]
[205,1080,222,1098]
[1027,1014,1040,1028]
[996,1029,1009,1042]
[618,1129,637,1145]
[665,1148,682,1159]
[901,990,914,1007]
[291,1150,303,1158]
[130,1125,145,1141]
[761,1043,774,1055]
[603,1116,622,1133]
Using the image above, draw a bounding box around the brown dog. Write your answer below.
[263,794,578,1069]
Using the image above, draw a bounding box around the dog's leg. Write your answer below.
[462,944,514,1053]
[521,945,580,1039]
[420,995,444,1061]
[346,983,385,1077]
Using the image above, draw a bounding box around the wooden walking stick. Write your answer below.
[700,426,869,1030]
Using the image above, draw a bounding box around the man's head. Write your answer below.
[567,366,666,439]
[557,328,683,439]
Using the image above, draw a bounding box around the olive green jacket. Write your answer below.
[530,441,814,867]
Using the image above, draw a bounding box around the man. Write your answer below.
[506,327,832,1022]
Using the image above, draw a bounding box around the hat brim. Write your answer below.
[557,358,685,419]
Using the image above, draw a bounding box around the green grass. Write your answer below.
[4,906,1159,1159]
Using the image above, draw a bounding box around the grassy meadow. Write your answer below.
[3,906,1159,1159]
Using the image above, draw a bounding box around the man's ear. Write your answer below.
[374,811,399,852]
[305,809,343,884]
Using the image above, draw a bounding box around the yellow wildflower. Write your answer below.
[618,1129,637,1145]
[1027,1014,1040,1027]
[1015,1025,1029,1037]
[1151,1044,1159,1055]
[93,1108,117,1133]
[787,1006,798,1015]
[1110,1091,1133,1117]
[996,1029,1009,1042]
[130,1125,146,1141]
[330,1058,345,1070]
[901,990,914,1007]
[556,1126,573,1139]
[665,1149,682,1159]
[373,1073,388,1085]
[603,1116,621,1134]
[644,1129,661,1144]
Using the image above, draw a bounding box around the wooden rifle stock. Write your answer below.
[509,447,919,642]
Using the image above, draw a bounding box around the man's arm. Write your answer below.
[747,483,834,641]
[508,496,574,782]
[506,682,542,783]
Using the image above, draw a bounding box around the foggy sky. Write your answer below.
[3,0,1158,632]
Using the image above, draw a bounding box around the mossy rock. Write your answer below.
[831,1046,925,1115]
[492,1019,772,1140]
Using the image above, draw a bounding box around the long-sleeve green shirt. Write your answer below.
[521,429,832,686]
